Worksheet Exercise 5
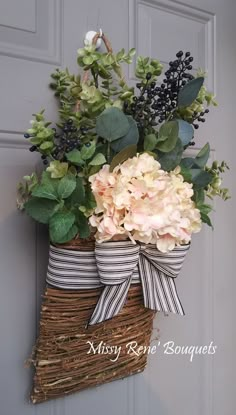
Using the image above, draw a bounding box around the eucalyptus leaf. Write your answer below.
[180,157,195,169]
[200,212,213,228]
[96,107,130,142]
[156,121,179,152]
[178,120,194,146]
[110,116,139,152]
[191,169,212,188]
[24,198,58,224]
[49,211,76,242]
[180,165,192,182]
[195,143,210,168]
[158,138,183,171]
[178,77,204,107]
[197,203,212,215]
[110,144,137,171]
[144,134,157,151]
[193,188,205,204]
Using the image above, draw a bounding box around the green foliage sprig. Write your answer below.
[17,35,229,244]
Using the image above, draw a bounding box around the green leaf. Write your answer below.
[144,134,157,151]
[66,149,84,166]
[198,203,212,215]
[110,144,137,171]
[180,165,192,182]
[32,182,58,200]
[178,77,204,107]
[40,141,54,151]
[49,211,76,242]
[80,141,96,160]
[37,130,53,140]
[76,211,91,239]
[158,138,183,171]
[128,48,136,57]
[83,55,94,65]
[195,143,210,168]
[89,153,106,166]
[67,177,85,206]
[24,198,58,224]
[29,137,41,145]
[116,48,125,60]
[88,165,103,176]
[193,188,205,204]
[180,157,195,169]
[110,116,139,152]
[156,121,179,152]
[47,160,68,178]
[200,212,213,228]
[96,107,130,142]
[178,120,194,146]
[191,169,212,188]
[41,170,56,184]
[57,174,76,199]
[84,186,97,210]
[53,224,79,244]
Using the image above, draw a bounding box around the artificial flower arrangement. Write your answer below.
[17,32,229,403]
[17,36,229,252]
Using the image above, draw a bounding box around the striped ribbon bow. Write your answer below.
[89,241,190,325]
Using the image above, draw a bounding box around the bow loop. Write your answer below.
[140,244,189,278]
[89,241,190,325]
[95,241,140,285]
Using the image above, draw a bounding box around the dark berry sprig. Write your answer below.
[153,51,194,120]
[24,119,85,165]
[191,108,210,130]
[52,119,85,162]
[124,51,195,129]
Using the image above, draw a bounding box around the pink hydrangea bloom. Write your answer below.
[89,153,202,252]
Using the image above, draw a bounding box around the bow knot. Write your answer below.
[89,241,190,325]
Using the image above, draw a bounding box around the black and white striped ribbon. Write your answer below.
[46,241,190,325]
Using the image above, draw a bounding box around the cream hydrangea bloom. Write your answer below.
[89,153,202,252]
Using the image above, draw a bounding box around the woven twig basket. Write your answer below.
[30,239,155,404]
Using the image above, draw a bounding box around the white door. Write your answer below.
[0,0,234,414]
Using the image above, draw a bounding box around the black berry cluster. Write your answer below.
[52,119,84,161]
[25,119,85,165]
[191,108,209,130]
[124,51,196,129]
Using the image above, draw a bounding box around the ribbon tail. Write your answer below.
[139,256,185,315]
[88,277,132,326]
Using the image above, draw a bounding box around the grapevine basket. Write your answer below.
[30,238,156,404]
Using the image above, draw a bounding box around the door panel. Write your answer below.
[0,0,234,414]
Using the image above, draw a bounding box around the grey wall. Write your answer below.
[0,0,235,414]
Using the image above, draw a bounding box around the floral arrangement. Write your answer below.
[89,154,202,252]
[17,33,229,251]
